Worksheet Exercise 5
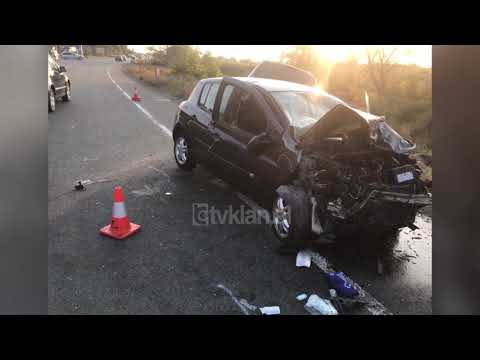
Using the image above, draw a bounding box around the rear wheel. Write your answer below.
[174,135,196,171]
[272,185,312,248]
[62,82,71,102]
[48,88,55,112]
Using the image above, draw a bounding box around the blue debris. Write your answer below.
[326,272,359,298]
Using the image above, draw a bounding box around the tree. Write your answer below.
[365,47,398,113]
[200,52,222,78]
[280,45,330,86]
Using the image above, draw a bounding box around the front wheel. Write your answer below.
[272,185,312,248]
[174,135,196,171]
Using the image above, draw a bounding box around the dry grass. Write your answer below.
[123,64,197,100]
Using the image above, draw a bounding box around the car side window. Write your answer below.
[204,83,219,113]
[236,94,267,135]
[218,85,242,126]
[198,83,211,109]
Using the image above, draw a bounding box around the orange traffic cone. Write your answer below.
[100,186,141,240]
[131,87,141,102]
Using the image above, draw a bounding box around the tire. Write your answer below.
[174,134,196,171]
[272,185,312,248]
[48,87,55,113]
[62,82,71,102]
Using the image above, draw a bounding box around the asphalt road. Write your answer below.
[48,57,432,315]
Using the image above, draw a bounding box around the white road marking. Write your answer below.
[235,192,392,315]
[106,69,173,138]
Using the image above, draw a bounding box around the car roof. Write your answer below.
[234,77,321,93]
[199,76,383,119]
[202,76,328,94]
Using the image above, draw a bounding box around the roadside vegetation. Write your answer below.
[123,45,256,98]
[123,45,431,182]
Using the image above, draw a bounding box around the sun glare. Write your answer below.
[129,45,431,68]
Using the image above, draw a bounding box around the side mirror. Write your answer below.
[59,66,67,73]
[247,132,272,154]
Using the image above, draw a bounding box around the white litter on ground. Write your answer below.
[260,306,281,315]
[305,295,338,315]
[296,251,311,268]
[296,293,308,301]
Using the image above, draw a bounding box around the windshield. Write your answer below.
[270,91,344,130]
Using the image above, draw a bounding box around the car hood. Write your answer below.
[297,104,416,154]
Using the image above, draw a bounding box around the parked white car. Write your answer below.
[61,51,84,60]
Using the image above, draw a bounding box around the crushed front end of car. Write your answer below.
[293,104,432,235]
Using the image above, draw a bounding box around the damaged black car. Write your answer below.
[173,76,432,247]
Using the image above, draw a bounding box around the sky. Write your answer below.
[128,45,432,68]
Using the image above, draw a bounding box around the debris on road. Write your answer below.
[326,272,359,298]
[305,295,338,315]
[239,299,258,312]
[74,181,86,191]
[259,306,281,315]
[216,284,251,315]
[329,289,337,299]
[296,250,311,268]
[74,179,113,191]
[296,293,308,301]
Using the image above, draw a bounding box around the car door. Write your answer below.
[185,80,221,164]
[49,57,66,95]
[209,78,283,188]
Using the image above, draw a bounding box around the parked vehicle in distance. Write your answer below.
[48,53,71,112]
[172,76,432,247]
[115,55,131,63]
[248,61,316,87]
[61,51,84,60]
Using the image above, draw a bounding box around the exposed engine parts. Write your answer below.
[293,145,432,229]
